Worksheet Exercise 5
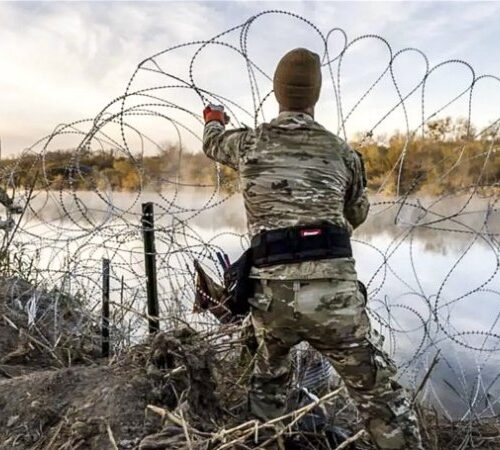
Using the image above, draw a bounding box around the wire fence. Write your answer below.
[0,10,498,424]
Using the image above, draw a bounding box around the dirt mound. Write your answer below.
[0,365,152,449]
[1,324,499,450]
[0,326,242,450]
[0,276,100,377]
[0,341,170,449]
[0,326,361,450]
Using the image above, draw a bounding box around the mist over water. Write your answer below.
[10,189,500,418]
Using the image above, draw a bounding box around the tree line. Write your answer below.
[2,118,498,196]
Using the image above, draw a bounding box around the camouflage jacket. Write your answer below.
[203,111,369,281]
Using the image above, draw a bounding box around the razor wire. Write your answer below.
[0,9,498,425]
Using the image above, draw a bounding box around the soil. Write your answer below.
[0,323,357,450]
[0,360,160,449]
[1,278,499,450]
[0,329,200,450]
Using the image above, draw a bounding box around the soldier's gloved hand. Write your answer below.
[203,104,230,125]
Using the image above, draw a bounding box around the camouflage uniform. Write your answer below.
[203,111,423,449]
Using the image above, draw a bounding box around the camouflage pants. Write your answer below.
[248,278,423,450]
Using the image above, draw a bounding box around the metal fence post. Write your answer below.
[102,258,110,357]
[141,202,160,334]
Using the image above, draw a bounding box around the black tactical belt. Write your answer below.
[250,223,352,268]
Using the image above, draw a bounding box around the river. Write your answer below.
[8,188,500,418]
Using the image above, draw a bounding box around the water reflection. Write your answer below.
[10,189,500,418]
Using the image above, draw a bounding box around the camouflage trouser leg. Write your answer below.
[248,316,296,421]
[248,278,424,450]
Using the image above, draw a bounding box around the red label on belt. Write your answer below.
[300,229,322,237]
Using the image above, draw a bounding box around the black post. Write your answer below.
[141,202,160,334]
[102,258,110,357]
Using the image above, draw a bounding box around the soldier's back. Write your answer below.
[240,112,354,237]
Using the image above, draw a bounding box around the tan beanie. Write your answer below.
[273,48,322,110]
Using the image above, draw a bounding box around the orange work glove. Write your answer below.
[203,104,230,125]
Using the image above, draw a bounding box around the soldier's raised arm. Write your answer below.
[202,105,254,171]
[344,147,370,229]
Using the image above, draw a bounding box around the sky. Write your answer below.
[1,1,499,156]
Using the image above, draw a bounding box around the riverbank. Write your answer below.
[1,276,499,449]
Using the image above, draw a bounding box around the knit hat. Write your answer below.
[273,48,322,110]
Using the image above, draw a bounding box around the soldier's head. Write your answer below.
[273,48,322,116]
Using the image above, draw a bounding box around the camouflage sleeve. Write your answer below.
[344,148,370,229]
[202,121,254,170]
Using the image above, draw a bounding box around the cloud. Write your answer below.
[0,2,223,153]
[0,2,498,154]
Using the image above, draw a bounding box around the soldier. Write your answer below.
[202,48,423,449]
